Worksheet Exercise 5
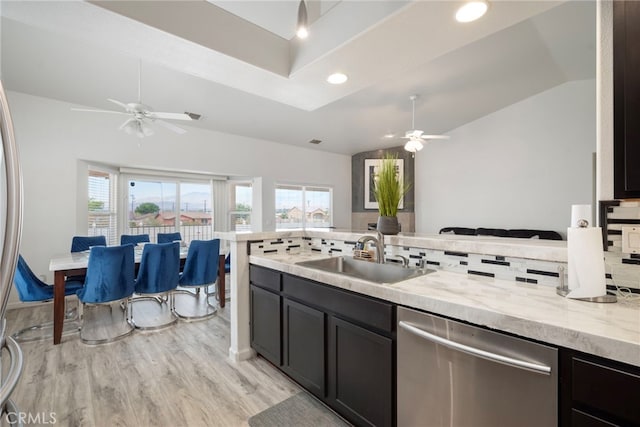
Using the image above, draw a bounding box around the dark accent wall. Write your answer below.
[351,147,415,213]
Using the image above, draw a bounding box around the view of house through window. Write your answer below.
[88,168,118,246]
[275,184,332,230]
[126,178,213,244]
[229,182,252,232]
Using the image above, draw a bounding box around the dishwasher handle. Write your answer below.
[398,321,552,376]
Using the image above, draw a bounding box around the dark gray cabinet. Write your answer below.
[560,349,640,426]
[250,284,281,366]
[613,1,640,198]
[328,316,394,427]
[249,265,282,366]
[282,298,326,398]
[249,264,396,427]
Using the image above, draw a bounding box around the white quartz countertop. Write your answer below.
[249,252,640,367]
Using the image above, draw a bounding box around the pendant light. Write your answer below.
[296,0,309,39]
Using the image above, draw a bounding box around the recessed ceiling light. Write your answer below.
[384,133,395,139]
[455,1,489,23]
[327,73,348,85]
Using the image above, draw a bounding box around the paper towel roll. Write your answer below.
[570,204,592,228]
[566,227,606,298]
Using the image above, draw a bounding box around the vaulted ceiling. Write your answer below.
[0,0,595,155]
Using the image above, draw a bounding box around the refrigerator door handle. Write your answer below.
[399,320,552,376]
[0,80,23,321]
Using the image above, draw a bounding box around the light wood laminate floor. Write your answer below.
[5,301,301,426]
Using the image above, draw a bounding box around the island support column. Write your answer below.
[229,239,256,362]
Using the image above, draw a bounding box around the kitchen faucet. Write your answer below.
[356,231,385,263]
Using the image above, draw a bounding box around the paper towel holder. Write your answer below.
[556,266,617,303]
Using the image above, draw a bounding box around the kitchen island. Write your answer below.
[216,229,640,426]
[215,229,638,366]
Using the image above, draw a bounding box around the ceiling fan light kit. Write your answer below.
[71,61,198,139]
[401,94,450,153]
[404,138,424,153]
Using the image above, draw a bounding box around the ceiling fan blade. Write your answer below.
[107,98,129,110]
[154,119,187,134]
[71,107,128,115]
[148,111,193,121]
[420,135,450,140]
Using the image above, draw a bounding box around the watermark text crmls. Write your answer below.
[5,412,56,425]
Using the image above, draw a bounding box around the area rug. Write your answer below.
[248,392,351,427]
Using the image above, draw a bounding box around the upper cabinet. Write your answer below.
[614,1,640,199]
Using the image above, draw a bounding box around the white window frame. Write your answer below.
[87,164,119,246]
[229,180,253,232]
[120,172,215,243]
[275,183,333,230]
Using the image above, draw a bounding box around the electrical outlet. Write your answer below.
[621,226,640,254]
[39,274,47,282]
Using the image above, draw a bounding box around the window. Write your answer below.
[275,184,332,230]
[125,177,213,244]
[88,168,118,246]
[229,182,252,232]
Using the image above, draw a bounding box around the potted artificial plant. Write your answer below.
[373,154,411,235]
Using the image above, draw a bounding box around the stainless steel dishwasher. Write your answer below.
[397,307,557,427]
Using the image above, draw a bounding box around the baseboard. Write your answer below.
[6,300,52,311]
[229,346,256,362]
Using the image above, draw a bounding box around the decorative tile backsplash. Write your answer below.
[248,231,639,292]
[600,200,640,291]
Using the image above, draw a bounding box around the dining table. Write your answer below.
[48,247,226,345]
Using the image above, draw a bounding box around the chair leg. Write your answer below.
[12,299,82,343]
[79,298,135,345]
[130,292,178,330]
[173,283,218,321]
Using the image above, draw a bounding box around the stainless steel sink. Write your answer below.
[296,256,434,284]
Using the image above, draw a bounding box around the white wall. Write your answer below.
[415,79,596,235]
[7,91,351,299]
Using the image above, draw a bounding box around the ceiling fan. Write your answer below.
[402,94,450,153]
[71,62,198,138]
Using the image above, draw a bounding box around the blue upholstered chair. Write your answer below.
[12,255,84,342]
[157,232,182,244]
[174,239,220,320]
[224,253,231,274]
[131,242,180,330]
[71,235,107,253]
[120,234,150,246]
[76,244,136,344]
[68,235,108,285]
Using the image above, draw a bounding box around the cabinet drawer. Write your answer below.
[250,265,281,292]
[572,357,640,424]
[283,274,394,334]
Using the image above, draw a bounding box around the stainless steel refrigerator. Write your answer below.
[0,80,25,423]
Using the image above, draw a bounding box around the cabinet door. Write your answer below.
[614,0,640,198]
[250,285,281,366]
[283,298,326,398]
[328,316,394,427]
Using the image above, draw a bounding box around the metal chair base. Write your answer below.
[79,298,134,345]
[173,285,217,321]
[12,299,80,343]
[130,293,178,330]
